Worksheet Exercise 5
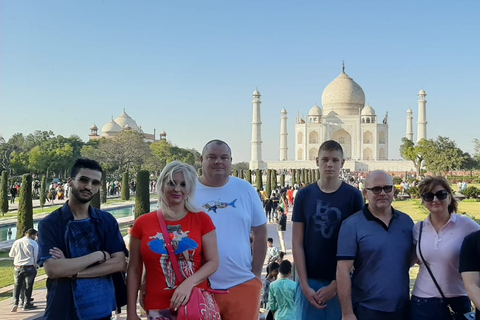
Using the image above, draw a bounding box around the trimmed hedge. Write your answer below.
[135,170,150,219]
[17,174,33,239]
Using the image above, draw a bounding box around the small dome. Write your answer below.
[253,88,261,96]
[361,105,375,116]
[309,104,322,116]
[322,71,366,116]
[90,124,98,130]
[102,118,122,135]
[123,124,131,130]
[407,108,413,113]
[160,130,167,136]
[419,89,426,95]
[281,108,287,114]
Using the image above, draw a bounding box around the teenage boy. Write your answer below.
[292,140,364,320]
[267,238,280,264]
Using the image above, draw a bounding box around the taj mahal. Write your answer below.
[249,66,426,173]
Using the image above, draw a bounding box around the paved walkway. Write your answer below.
[0,207,295,319]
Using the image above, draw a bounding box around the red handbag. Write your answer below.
[157,210,223,320]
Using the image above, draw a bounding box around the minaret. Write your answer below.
[406,109,414,141]
[280,109,288,161]
[417,89,427,142]
[250,89,266,169]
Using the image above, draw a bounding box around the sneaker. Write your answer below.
[23,303,37,311]
[11,305,18,312]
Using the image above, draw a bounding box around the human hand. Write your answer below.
[302,286,325,309]
[49,247,66,259]
[342,314,358,320]
[170,281,194,311]
[315,281,337,306]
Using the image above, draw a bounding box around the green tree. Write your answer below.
[90,191,101,209]
[422,136,466,175]
[100,176,107,204]
[0,171,8,216]
[266,170,272,197]
[40,176,46,209]
[291,169,297,186]
[122,172,130,200]
[233,169,238,177]
[400,137,426,176]
[270,170,277,192]
[245,169,252,184]
[197,168,202,176]
[17,174,33,239]
[280,173,285,187]
[135,170,150,219]
[256,169,263,192]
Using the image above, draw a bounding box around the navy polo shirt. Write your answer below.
[337,204,414,312]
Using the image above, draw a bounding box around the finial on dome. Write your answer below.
[342,61,345,73]
[123,107,126,113]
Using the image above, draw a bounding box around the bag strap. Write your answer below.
[156,210,185,284]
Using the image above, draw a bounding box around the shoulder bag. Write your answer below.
[157,210,224,320]
[418,221,475,320]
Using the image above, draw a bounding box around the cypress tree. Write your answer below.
[0,171,8,216]
[17,174,33,239]
[266,170,271,197]
[197,168,202,176]
[90,191,101,209]
[233,169,238,177]
[40,176,46,209]
[291,169,296,186]
[135,170,150,219]
[280,173,285,187]
[246,169,252,184]
[256,169,263,192]
[122,172,130,200]
[238,169,243,179]
[100,175,107,204]
[270,169,277,193]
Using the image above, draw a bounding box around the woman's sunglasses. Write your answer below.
[421,190,448,202]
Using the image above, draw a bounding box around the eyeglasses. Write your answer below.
[422,190,448,202]
[76,176,101,187]
[365,185,393,194]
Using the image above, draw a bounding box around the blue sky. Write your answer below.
[1,1,479,163]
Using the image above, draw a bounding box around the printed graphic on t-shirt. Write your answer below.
[148,225,198,289]
[313,200,342,238]
[201,199,237,213]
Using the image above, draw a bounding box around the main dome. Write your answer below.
[102,118,122,136]
[321,71,365,116]
[114,110,142,132]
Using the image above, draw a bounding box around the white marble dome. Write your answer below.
[309,104,322,116]
[114,110,142,132]
[361,105,375,116]
[419,89,426,95]
[253,88,261,96]
[102,118,122,136]
[322,71,366,116]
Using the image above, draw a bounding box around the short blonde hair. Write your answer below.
[157,161,201,217]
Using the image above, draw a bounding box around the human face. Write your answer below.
[316,150,344,179]
[422,185,450,215]
[69,168,102,204]
[363,171,394,213]
[162,172,189,208]
[201,142,232,186]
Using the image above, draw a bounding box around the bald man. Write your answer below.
[336,170,414,320]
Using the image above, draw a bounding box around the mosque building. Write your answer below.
[250,66,426,173]
[88,109,166,142]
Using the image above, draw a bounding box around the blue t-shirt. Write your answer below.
[67,218,116,320]
[292,182,364,280]
[337,205,414,312]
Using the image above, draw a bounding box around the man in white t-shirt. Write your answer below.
[195,139,267,320]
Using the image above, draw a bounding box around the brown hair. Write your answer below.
[418,176,457,213]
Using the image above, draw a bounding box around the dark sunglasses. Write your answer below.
[365,185,393,194]
[422,190,448,202]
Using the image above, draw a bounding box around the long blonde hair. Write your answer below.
[157,161,201,218]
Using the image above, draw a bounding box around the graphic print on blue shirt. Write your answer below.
[313,199,342,239]
[66,219,115,320]
[148,224,198,288]
[202,199,237,213]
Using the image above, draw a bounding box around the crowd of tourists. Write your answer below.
[7,138,480,320]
